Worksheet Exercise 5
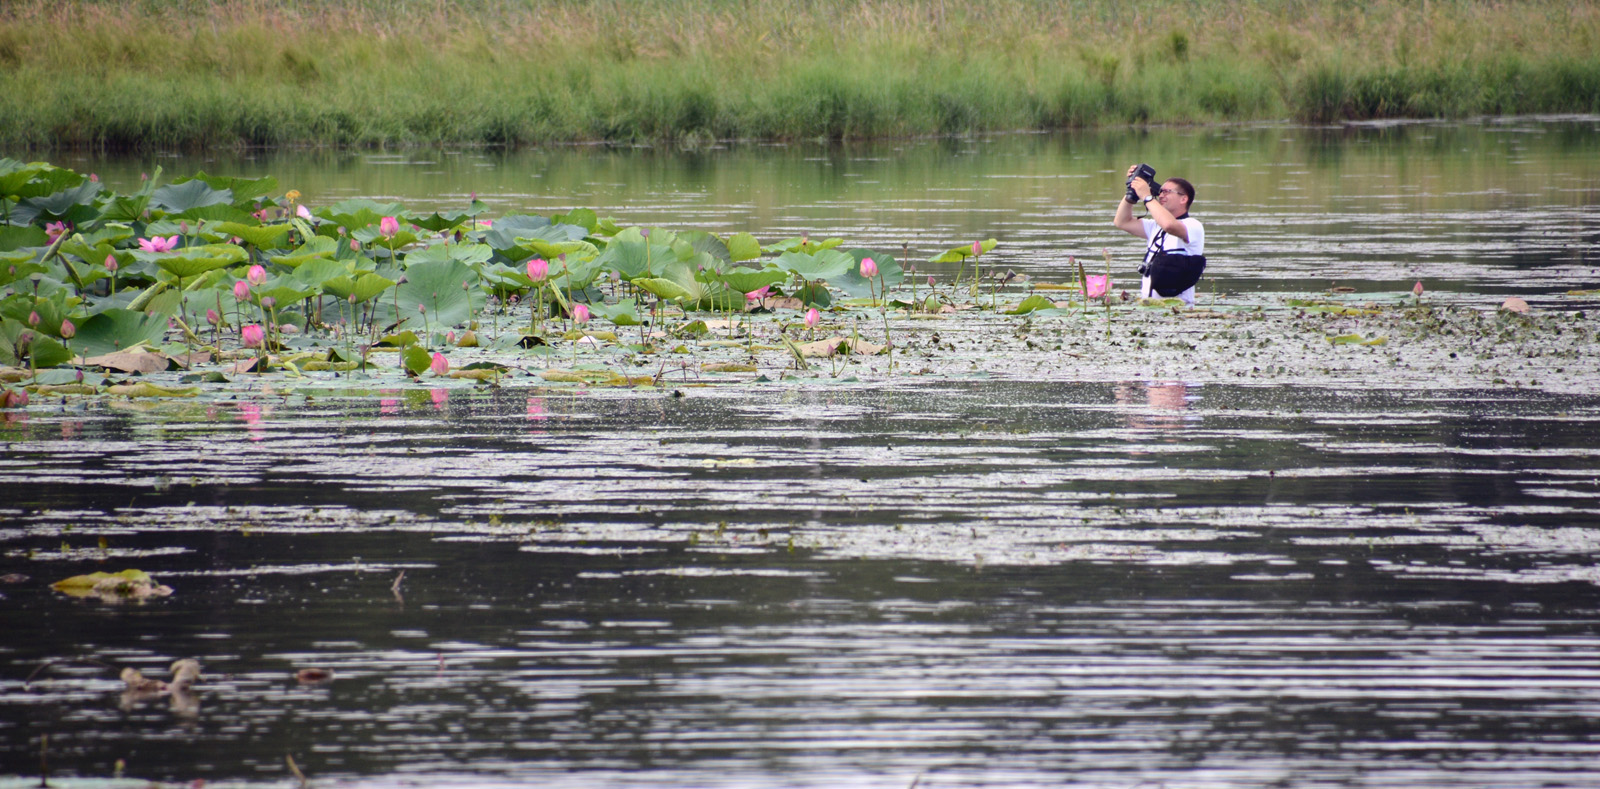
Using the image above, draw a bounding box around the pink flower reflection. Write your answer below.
[379,389,400,416]
[430,389,448,410]
[237,402,266,441]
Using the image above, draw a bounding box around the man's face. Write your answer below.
[1156,180,1188,212]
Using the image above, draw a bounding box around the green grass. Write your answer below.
[2,0,1598,149]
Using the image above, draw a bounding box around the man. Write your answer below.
[1113,165,1206,306]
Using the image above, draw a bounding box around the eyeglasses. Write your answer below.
[1158,188,1181,196]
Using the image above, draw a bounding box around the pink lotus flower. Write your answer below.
[138,235,179,253]
[527,258,548,282]
[572,303,590,324]
[104,254,118,272]
[59,319,75,339]
[247,265,267,286]
[45,221,69,243]
[430,352,449,376]
[860,257,878,278]
[233,281,250,300]
[1086,274,1110,299]
[297,204,313,220]
[744,286,770,303]
[805,307,820,329]
[241,324,265,347]
[379,216,400,237]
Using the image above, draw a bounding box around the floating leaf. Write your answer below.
[1008,294,1058,314]
[52,569,173,599]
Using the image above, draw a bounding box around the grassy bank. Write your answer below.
[3,0,1599,149]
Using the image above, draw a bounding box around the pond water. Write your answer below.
[4,118,1600,788]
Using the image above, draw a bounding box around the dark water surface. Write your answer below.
[5,382,1600,788]
[5,119,1600,787]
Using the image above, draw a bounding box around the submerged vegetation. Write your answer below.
[2,0,1598,149]
[1,158,1594,416]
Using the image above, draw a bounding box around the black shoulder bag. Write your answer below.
[1140,224,1207,298]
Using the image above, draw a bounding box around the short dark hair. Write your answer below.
[1166,177,1195,207]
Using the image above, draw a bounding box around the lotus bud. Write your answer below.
[206,309,220,326]
[860,257,877,278]
[241,324,265,347]
[75,369,84,383]
[60,319,75,339]
[297,204,313,220]
[180,221,189,235]
[140,172,148,181]
[418,304,426,315]
[430,352,449,376]
[261,297,276,309]
[247,264,267,286]
[805,307,820,329]
[446,331,456,345]
[462,280,470,291]
[572,304,590,324]
[527,258,548,282]
[27,311,39,326]
[90,173,99,182]
[234,281,250,300]
[928,275,936,287]
[380,216,400,237]
[1414,281,1425,298]
[351,239,360,252]
[971,241,982,257]
[348,294,357,304]
[640,228,650,239]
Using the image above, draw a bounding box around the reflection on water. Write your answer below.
[5,382,1600,788]
[1117,380,1200,432]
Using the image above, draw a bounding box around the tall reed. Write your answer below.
[2,0,1596,149]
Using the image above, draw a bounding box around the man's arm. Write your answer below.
[1144,195,1189,243]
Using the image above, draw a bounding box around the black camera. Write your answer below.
[1125,163,1157,203]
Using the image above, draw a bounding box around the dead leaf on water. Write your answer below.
[85,350,171,374]
[52,569,173,601]
[702,362,758,373]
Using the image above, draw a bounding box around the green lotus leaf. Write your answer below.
[0,317,72,368]
[928,238,999,264]
[353,226,420,252]
[73,308,169,357]
[321,272,396,304]
[254,285,316,307]
[1008,294,1058,314]
[318,198,407,233]
[0,225,48,252]
[394,258,479,331]
[17,181,102,225]
[270,236,339,268]
[716,266,788,294]
[550,208,598,234]
[587,299,642,326]
[829,250,903,298]
[289,258,350,290]
[677,230,732,268]
[179,172,279,205]
[632,277,694,303]
[483,214,553,254]
[0,160,83,201]
[771,249,853,280]
[727,232,762,262]
[151,180,232,214]
[212,221,292,250]
[402,345,433,376]
[153,254,236,281]
[410,210,472,233]
[591,237,650,280]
